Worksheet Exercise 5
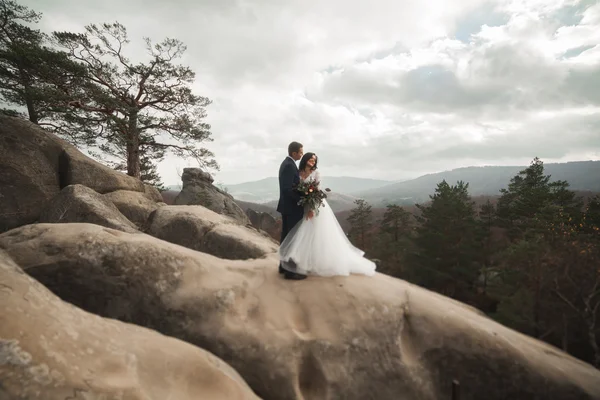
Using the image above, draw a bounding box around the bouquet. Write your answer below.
[295,178,327,215]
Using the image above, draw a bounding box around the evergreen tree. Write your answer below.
[409,180,480,299]
[0,0,84,123]
[492,158,583,340]
[477,199,497,294]
[51,22,217,178]
[496,157,581,239]
[138,155,166,191]
[374,204,413,276]
[113,150,165,191]
[347,199,373,250]
[381,204,412,242]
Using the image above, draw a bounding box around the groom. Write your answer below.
[277,141,307,280]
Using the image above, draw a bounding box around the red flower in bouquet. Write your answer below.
[295,178,327,215]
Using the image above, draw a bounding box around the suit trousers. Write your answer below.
[280,211,303,243]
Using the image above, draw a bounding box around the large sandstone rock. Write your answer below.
[174,168,250,225]
[104,189,164,228]
[144,183,164,203]
[40,184,138,233]
[246,208,280,240]
[0,249,259,400]
[0,116,144,232]
[0,116,63,232]
[146,205,277,260]
[2,223,599,400]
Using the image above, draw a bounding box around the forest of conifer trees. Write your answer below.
[347,157,600,367]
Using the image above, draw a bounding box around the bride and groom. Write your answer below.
[276,141,377,280]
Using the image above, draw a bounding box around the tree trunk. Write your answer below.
[126,110,141,178]
[586,316,600,367]
[25,91,38,124]
[561,313,569,352]
[533,261,542,338]
[18,67,38,124]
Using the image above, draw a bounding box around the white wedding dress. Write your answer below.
[279,170,377,277]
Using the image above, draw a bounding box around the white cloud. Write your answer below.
[20,0,600,185]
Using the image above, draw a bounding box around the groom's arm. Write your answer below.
[281,163,300,202]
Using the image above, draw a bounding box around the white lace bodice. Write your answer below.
[300,169,321,183]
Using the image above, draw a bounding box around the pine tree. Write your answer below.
[409,180,480,300]
[0,0,84,123]
[51,22,217,178]
[347,199,373,250]
[477,199,496,294]
[492,158,582,339]
[381,204,412,242]
[373,204,413,276]
[113,151,165,191]
[496,157,581,239]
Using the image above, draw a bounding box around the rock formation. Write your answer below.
[174,167,250,225]
[0,115,150,232]
[2,223,599,400]
[0,249,259,400]
[103,189,166,228]
[40,184,139,233]
[146,205,278,259]
[246,208,280,240]
[3,115,600,400]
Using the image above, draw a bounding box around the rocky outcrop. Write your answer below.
[144,183,164,203]
[104,189,165,228]
[246,208,280,240]
[160,189,179,205]
[146,205,277,260]
[0,116,146,232]
[0,249,259,400]
[39,184,138,233]
[0,116,62,232]
[174,168,250,225]
[2,223,599,400]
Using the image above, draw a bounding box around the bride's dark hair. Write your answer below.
[299,152,318,171]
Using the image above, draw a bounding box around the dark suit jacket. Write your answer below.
[276,157,302,216]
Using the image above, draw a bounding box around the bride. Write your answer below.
[279,152,377,277]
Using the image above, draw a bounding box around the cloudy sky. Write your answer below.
[24,0,600,185]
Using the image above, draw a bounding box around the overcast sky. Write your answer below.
[24,0,600,184]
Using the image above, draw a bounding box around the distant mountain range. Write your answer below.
[167,161,600,213]
[220,176,395,203]
[354,161,600,207]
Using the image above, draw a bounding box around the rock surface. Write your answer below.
[0,249,259,400]
[246,208,280,240]
[2,223,599,400]
[0,116,62,232]
[144,183,164,203]
[174,168,250,225]
[39,184,138,233]
[0,116,145,232]
[146,205,277,260]
[104,189,164,228]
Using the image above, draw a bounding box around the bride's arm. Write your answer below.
[314,170,322,184]
[314,170,330,191]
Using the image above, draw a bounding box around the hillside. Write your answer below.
[222,176,394,203]
[356,161,600,207]
[165,161,600,217]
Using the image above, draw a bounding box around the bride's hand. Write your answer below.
[306,210,315,220]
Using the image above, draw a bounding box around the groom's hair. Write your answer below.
[288,141,303,156]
